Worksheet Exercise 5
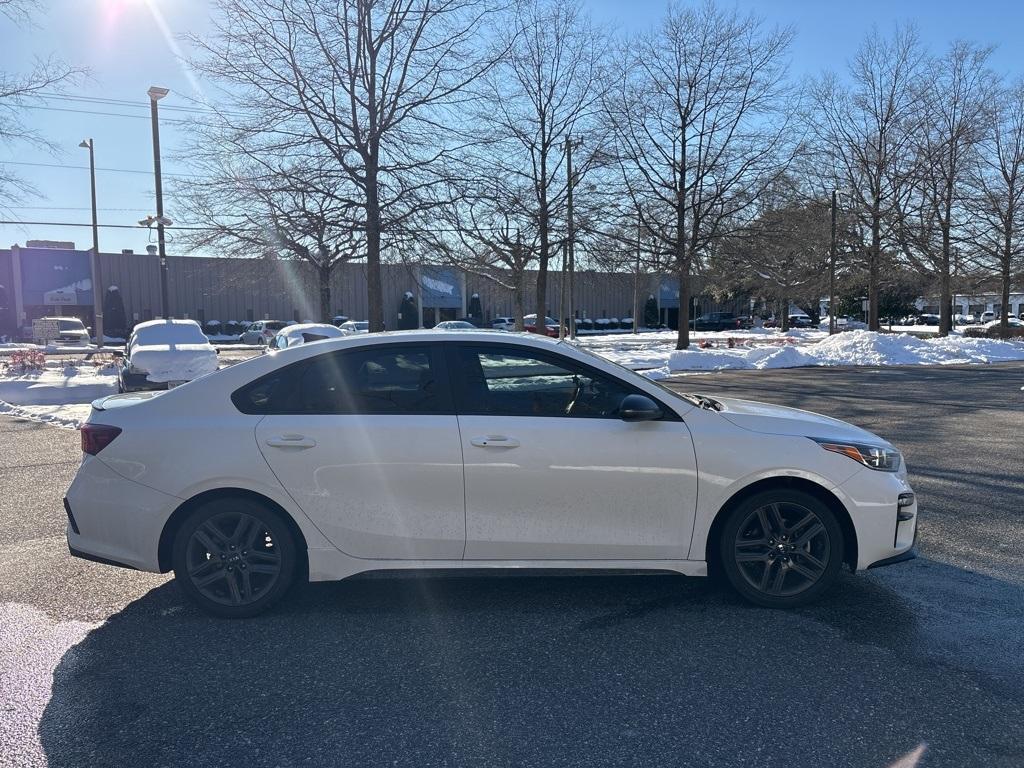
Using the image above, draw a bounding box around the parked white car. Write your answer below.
[339,320,370,334]
[239,320,291,346]
[68,330,917,617]
[270,323,347,350]
[117,319,219,392]
[491,316,516,331]
[434,320,477,330]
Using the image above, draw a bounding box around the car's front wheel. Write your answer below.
[718,489,844,608]
[171,497,300,618]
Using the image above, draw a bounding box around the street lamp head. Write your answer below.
[147,86,170,102]
[79,139,92,149]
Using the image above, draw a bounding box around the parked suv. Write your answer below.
[689,312,743,331]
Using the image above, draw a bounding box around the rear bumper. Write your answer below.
[64,455,180,572]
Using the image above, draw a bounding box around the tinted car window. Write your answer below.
[232,345,445,415]
[452,346,634,418]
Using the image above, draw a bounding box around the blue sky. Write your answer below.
[1,0,1023,255]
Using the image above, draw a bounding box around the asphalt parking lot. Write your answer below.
[1,362,1022,768]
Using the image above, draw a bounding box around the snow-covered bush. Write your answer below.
[2,349,46,375]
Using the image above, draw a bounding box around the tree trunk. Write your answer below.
[674,155,689,350]
[318,263,332,324]
[781,295,790,332]
[513,275,525,332]
[365,155,385,332]
[534,152,550,335]
[938,222,952,337]
[868,215,881,332]
[1000,228,1012,339]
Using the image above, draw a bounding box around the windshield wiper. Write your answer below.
[682,393,723,411]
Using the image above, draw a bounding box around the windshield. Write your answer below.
[58,319,84,331]
[134,322,208,346]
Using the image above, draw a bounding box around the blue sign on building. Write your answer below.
[658,279,680,309]
[19,248,93,307]
[418,267,463,309]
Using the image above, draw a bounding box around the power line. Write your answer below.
[0,159,194,178]
[37,92,253,119]
[18,104,196,125]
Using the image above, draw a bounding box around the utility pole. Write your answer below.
[565,135,582,340]
[148,86,170,318]
[633,205,642,334]
[829,189,838,335]
[80,138,104,347]
[558,241,567,340]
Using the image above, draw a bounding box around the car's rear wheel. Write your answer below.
[171,497,299,618]
[718,489,844,608]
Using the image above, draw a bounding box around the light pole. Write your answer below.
[79,138,104,347]
[148,86,170,318]
[829,189,838,335]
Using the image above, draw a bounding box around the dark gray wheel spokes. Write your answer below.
[185,511,282,606]
[734,502,830,598]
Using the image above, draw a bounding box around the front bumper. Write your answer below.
[836,466,918,572]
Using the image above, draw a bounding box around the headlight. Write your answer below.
[810,437,901,472]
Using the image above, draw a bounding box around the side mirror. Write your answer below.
[619,393,662,422]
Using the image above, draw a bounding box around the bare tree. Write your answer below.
[725,183,830,331]
[440,178,538,329]
[187,0,501,331]
[471,0,606,330]
[606,1,796,349]
[893,42,996,335]
[810,26,924,332]
[967,78,1024,338]
[176,150,364,322]
[0,0,82,206]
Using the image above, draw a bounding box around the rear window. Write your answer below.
[265,322,289,331]
[134,322,208,345]
[231,344,448,415]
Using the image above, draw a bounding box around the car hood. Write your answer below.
[713,396,890,446]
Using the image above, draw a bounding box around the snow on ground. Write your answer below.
[576,329,1024,374]
[0,402,92,429]
[0,363,118,406]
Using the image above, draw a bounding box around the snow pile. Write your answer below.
[0,402,91,429]
[656,330,1024,372]
[0,365,118,405]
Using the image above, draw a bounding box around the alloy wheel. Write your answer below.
[733,501,831,598]
[184,511,282,606]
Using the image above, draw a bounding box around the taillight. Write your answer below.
[81,424,122,455]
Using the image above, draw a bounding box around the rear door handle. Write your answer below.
[265,434,317,449]
[470,435,520,448]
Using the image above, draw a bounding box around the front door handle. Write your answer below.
[265,434,317,449]
[470,435,520,448]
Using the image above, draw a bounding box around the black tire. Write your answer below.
[172,497,300,618]
[718,489,844,608]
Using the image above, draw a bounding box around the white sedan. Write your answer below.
[117,319,219,392]
[270,322,347,350]
[67,331,917,617]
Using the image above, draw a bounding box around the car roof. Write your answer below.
[133,318,202,330]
